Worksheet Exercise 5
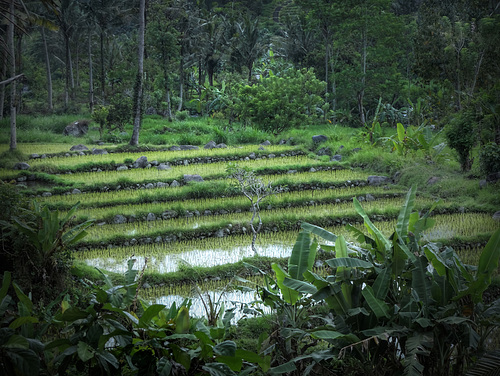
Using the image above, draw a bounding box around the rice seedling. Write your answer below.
[27,144,300,171]
[0,143,89,155]
[79,197,449,245]
[64,184,406,223]
[44,155,335,186]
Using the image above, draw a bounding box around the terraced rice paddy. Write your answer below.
[6,142,500,315]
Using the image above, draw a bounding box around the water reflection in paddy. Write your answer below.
[82,243,292,274]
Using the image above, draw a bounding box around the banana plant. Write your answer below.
[0,272,45,376]
[278,186,500,376]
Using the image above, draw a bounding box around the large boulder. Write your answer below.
[184,174,204,183]
[91,148,108,155]
[157,163,171,170]
[63,121,88,137]
[145,106,157,115]
[70,144,89,151]
[493,211,500,221]
[317,147,331,156]
[179,145,199,150]
[113,214,127,224]
[215,143,227,149]
[204,141,217,149]
[312,135,328,144]
[13,162,30,170]
[133,156,149,168]
[367,175,390,186]
[486,171,500,183]
[260,140,272,146]
[331,154,342,162]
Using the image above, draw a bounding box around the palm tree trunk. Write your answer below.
[177,46,184,112]
[88,28,94,113]
[0,52,7,120]
[8,0,17,151]
[100,29,105,103]
[130,0,145,146]
[41,27,53,111]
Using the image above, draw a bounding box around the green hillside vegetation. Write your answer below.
[1,0,500,375]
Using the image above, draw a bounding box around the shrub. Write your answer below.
[479,142,500,176]
[107,93,132,132]
[445,111,477,171]
[236,68,326,134]
[176,110,190,121]
[212,125,229,144]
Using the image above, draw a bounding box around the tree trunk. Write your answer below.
[359,23,367,126]
[63,29,70,108]
[0,51,7,120]
[100,29,105,103]
[163,67,172,121]
[88,28,94,113]
[69,43,75,98]
[75,38,79,87]
[9,0,17,151]
[41,27,53,111]
[130,0,145,146]
[177,47,184,112]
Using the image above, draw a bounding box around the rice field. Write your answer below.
[4,141,499,304]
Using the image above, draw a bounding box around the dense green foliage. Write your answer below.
[237,68,326,134]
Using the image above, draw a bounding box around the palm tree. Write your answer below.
[130,0,145,146]
[231,14,267,81]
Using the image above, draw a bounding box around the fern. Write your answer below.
[465,351,500,376]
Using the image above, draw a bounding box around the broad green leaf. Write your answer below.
[77,341,95,362]
[424,244,447,276]
[157,357,172,376]
[397,123,406,142]
[235,349,261,364]
[362,285,390,319]
[95,350,119,369]
[301,222,337,243]
[0,271,11,301]
[214,341,237,357]
[470,229,500,303]
[373,267,391,300]
[202,362,237,376]
[269,360,297,375]
[392,232,409,276]
[288,231,312,281]
[396,185,417,240]
[271,263,299,305]
[12,282,33,313]
[412,256,431,310]
[335,235,349,281]
[5,334,29,349]
[175,306,190,334]
[353,198,390,260]
[312,284,349,316]
[217,356,242,372]
[326,258,374,269]
[139,304,165,327]
[283,278,318,294]
[3,347,40,376]
[310,330,345,340]
[0,295,13,317]
[9,316,38,330]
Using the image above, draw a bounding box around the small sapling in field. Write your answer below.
[227,163,284,255]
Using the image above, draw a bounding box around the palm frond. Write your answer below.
[465,351,500,376]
